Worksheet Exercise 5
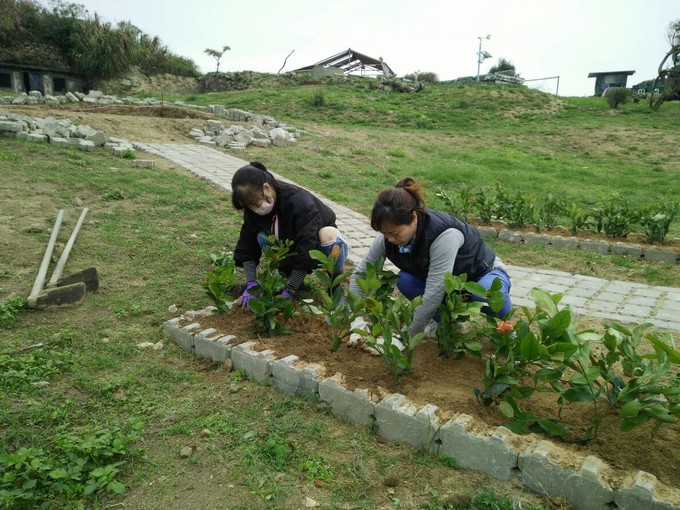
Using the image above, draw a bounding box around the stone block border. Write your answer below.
[479,227,679,265]
[163,311,680,510]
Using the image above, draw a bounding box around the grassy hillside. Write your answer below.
[169,80,680,236]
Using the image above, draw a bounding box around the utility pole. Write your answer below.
[477,34,492,82]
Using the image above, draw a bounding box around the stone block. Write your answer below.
[27,133,48,143]
[523,232,551,246]
[0,120,23,132]
[519,441,615,510]
[643,247,679,264]
[49,137,70,147]
[194,329,236,363]
[613,471,679,510]
[250,138,271,148]
[318,375,375,426]
[550,235,580,249]
[498,229,523,243]
[438,416,520,480]
[611,242,643,259]
[272,356,323,398]
[163,320,200,353]
[476,226,498,240]
[374,394,440,452]
[231,342,275,383]
[75,139,95,152]
[580,239,611,255]
[130,159,155,168]
[15,131,29,140]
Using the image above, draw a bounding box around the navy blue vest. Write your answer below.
[384,209,496,281]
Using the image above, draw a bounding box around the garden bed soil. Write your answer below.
[181,306,680,497]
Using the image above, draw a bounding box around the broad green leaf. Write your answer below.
[619,399,640,418]
[640,403,676,423]
[520,333,540,361]
[530,288,559,317]
[498,400,514,418]
[562,387,597,402]
[463,281,487,298]
[568,366,601,385]
[647,335,680,364]
[464,341,483,352]
[537,419,567,436]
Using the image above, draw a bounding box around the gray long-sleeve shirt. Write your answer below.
[349,229,506,334]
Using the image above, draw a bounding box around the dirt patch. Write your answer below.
[181,306,680,495]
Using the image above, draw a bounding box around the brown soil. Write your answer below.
[183,306,680,496]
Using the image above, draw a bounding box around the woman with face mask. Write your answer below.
[349,176,512,337]
[231,161,348,308]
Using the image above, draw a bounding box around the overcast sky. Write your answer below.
[54,0,677,97]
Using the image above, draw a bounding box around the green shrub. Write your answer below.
[309,90,326,107]
[603,87,630,108]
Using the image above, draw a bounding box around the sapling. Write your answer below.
[360,295,425,379]
[203,250,237,313]
[303,249,363,352]
[436,274,506,357]
[248,237,298,336]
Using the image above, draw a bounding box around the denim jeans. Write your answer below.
[396,268,513,319]
[256,231,349,275]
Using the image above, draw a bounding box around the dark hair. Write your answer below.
[231,161,288,210]
[370,177,426,230]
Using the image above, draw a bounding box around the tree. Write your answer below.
[204,44,230,74]
[488,58,519,77]
[650,19,680,111]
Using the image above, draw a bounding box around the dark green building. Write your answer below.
[587,70,636,96]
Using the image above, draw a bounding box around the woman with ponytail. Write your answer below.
[349,177,512,336]
[231,161,348,307]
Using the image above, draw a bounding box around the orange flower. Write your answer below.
[496,320,515,334]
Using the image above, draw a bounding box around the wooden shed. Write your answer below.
[587,70,635,96]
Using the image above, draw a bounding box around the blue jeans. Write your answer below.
[397,268,513,319]
[256,231,349,275]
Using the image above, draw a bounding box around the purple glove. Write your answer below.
[280,289,293,299]
[240,281,259,308]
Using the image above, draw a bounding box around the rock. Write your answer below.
[383,472,400,487]
[168,304,178,313]
[136,342,155,349]
[179,446,194,458]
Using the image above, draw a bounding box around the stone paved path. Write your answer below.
[135,143,680,333]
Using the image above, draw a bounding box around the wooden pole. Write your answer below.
[46,207,89,288]
[29,209,64,301]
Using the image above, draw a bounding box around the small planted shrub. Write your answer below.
[638,201,679,244]
[309,90,326,107]
[303,249,363,352]
[248,238,298,335]
[603,87,630,108]
[204,250,237,313]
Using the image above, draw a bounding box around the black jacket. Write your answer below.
[234,184,337,273]
[384,209,496,281]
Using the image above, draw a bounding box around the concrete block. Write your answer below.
[75,139,95,152]
[476,226,498,240]
[580,239,610,255]
[27,133,48,142]
[250,138,271,148]
[614,471,679,510]
[49,137,70,147]
[230,341,275,383]
[163,320,200,353]
[272,356,323,398]
[130,159,155,168]
[498,229,523,243]
[523,232,551,246]
[194,328,236,363]
[374,394,440,452]
[0,120,23,132]
[318,375,375,426]
[643,247,679,264]
[438,416,520,480]
[611,242,643,259]
[16,131,29,140]
[519,441,615,510]
[550,235,580,249]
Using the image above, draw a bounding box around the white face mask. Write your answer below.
[253,199,274,215]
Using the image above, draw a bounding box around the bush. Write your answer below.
[603,87,630,108]
[403,71,439,84]
[309,90,326,107]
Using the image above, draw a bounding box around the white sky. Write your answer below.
[52,0,678,96]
